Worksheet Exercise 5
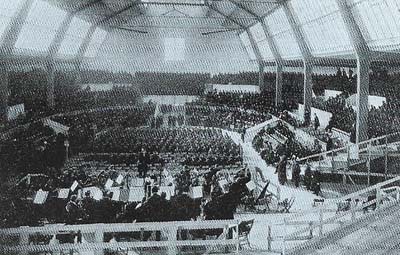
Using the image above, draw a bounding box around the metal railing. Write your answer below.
[0,220,240,255]
[264,176,400,254]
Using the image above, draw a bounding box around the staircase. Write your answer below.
[288,202,400,255]
[251,176,400,254]
[300,127,328,143]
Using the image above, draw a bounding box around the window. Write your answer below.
[142,0,204,4]
[0,0,25,38]
[164,38,185,61]
[351,0,400,51]
[14,0,67,53]
[249,22,273,60]
[264,7,302,59]
[239,32,256,61]
[58,17,91,56]
[84,27,108,58]
[290,0,353,56]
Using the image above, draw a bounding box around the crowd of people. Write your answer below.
[313,68,400,99]
[368,97,400,138]
[200,90,299,114]
[273,155,322,195]
[51,105,156,152]
[135,72,210,95]
[253,120,319,166]
[79,70,134,84]
[311,93,400,140]
[186,105,271,131]
[92,127,240,156]
[2,66,400,233]
[0,159,253,228]
[312,95,356,135]
[312,68,355,96]
[0,122,66,179]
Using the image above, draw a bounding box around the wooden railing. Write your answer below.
[264,176,400,254]
[278,119,327,151]
[298,131,400,179]
[0,220,240,255]
[331,127,351,143]
[300,131,400,163]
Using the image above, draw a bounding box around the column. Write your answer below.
[303,61,313,125]
[0,63,8,123]
[45,13,74,109]
[46,59,56,108]
[356,56,370,143]
[275,63,283,108]
[74,61,82,86]
[258,63,265,90]
[74,25,96,86]
[0,0,35,123]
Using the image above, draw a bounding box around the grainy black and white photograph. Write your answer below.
[1,0,400,254]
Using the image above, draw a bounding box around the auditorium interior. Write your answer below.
[1,0,400,254]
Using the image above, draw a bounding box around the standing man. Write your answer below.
[241,127,246,142]
[314,113,320,131]
[291,157,301,188]
[138,148,150,178]
[275,155,287,185]
[303,163,312,190]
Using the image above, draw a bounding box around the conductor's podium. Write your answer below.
[0,220,241,255]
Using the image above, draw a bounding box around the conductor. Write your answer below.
[138,148,150,178]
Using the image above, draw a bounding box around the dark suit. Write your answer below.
[142,193,165,241]
[138,152,150,177]
[143,194,164,222]
[81,197,96,223]
[291,162,301,188]
[65,201,80,224]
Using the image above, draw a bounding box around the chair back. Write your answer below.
[238,219,254,236]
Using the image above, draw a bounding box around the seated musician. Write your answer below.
[65,195,82,225]
[81,191,96,223]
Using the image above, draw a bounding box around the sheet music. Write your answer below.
[33,190,48,204]
[105,178,114,189]
[190,186,203,199]
[246,180,256,191]
[116,174,124,184]
[70,180,79,191]
[58,188,70,199]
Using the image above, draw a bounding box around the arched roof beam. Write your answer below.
[280,0,314,123]
[205,0,263,65]
[75,0,142,73]
[280,0,313,63]
[227,0,286,105]
[205,0,246,29]
[336,0,370,143]
[226,0,284,66]
[0,0,34,121]
[74,0,105,14]
[101,0,142,27]
[0,0,35,56]
[336,0,370,58]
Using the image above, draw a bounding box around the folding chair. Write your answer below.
[336,199,351,214]
[278,197,295,213]
[255,181,272,212]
